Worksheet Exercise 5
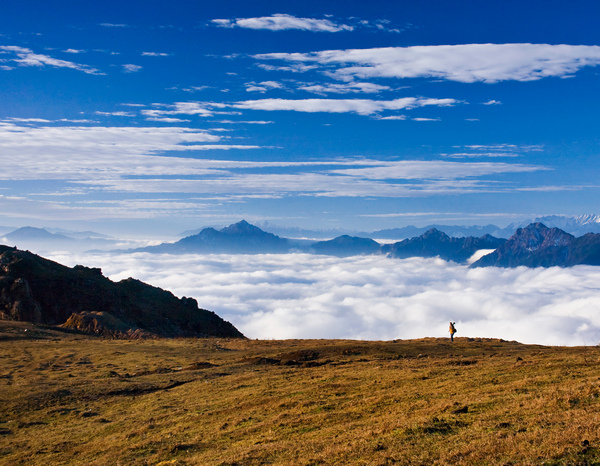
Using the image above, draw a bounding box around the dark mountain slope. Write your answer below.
[381,228,505,263]
[471,223,600,268]
[0,245,244,338]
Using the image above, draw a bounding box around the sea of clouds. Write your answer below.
[47,251,600,346]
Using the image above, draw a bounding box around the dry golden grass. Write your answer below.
[1,320,600,465]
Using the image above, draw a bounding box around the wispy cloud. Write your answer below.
[0,122,546,201]
[141,102,218,119]
[245,80,284,92]
[145,117,190,123]
[0,45,103,75]
[212,14,353,32]
[141,52,170,57]
[99,23,130,28]
[231,97,459,115]
[254,44,600,83]
[298,82,391,95]
[122,64,142,73]
[217,120,274,125]
[94,111,136,117]
[442,144,544,159]
[0,122,258,174]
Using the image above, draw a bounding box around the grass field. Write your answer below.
[1,320,600,465]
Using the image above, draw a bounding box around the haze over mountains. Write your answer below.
[178,214,600,240]
[3,215,600,268]
[131,219,600,268]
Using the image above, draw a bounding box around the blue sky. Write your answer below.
[1,0,600,236]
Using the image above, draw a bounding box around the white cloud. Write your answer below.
[74,159,546,199]
[442,144,543,158]
[298,82,391,95]
[245,80,284,92]
[94,111,135,117]
[328,160,543,181]
[412,117,440,121]
[483,100,502,105]
[254,44,600,83]
[212,14,353,32]
[256,63,318,73]
[122,64,142,73]
[63,49,85,54]
[5,117,53,123]
[0,121,548,205]
[231,97,459,115]
[145,117,190,123]
[141,52,170,57]
[47,251,600,346]
[0,45,102,75]
[0,123,262,180]
[217,120,274,125]
[141,102,218,119]
[377,115,407,120]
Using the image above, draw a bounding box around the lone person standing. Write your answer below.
[449,322,457,342]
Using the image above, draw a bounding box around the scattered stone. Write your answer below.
[452,405,469,414]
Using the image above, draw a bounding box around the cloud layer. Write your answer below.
[254,43,600,83]
[0,123,544,194]
[48,251,600,346]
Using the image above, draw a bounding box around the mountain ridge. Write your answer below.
[472,223,600,268]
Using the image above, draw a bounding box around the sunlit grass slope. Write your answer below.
[1,320,599,465]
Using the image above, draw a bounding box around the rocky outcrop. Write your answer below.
[60,311,154,339]
[0,245,244,338]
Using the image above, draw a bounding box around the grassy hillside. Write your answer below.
[1,320,599,465]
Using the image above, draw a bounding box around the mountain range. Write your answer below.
[4,215,600,268]
[132,220,504,263]
[135,220,600,268]
[0,245,243,339]
[180,214,600,240]
[471,223,600,268]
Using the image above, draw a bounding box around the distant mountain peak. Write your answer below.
[382,228,505,263]
[6,227,71,241]
[513,222,574,252]
[470,222,599,268]
[220,220,267,236]
[421,228,450,240]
